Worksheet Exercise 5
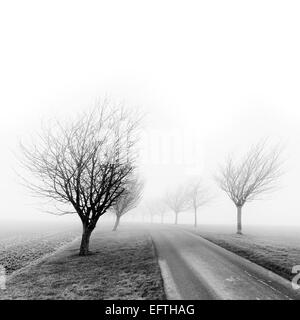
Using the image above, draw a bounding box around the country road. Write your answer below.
[148,225,300,300]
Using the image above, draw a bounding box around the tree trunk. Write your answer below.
[175,212,178,224]
[194,207,197,228]
[237,206,242,235]
[79,225,93,256]
[112,215,121,231]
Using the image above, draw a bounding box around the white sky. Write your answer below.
[1,0,300,227]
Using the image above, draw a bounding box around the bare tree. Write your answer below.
[20,101,141,255]
[148,199,167,224]
[143,200,157,223]
[165,185,189,224]
[142,200,163,223]
[187,178,212,228]
[156,200,167,224]
[215,141,283,234]
[111,177,143,231]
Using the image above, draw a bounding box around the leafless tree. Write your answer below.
[187,178,212,228]
[143,200,157,223]
[111,177,143,231]
[141,200,162,223]
[156,200,168,224]
[147,199,167,224]
[215,141,284,234]
[19,101,141,255]
[164,185,189,224]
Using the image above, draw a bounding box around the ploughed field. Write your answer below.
[0,226,80,274]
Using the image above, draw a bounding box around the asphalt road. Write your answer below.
[149,225,300,300]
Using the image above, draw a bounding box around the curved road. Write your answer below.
[149,225,300,300]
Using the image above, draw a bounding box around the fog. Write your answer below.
[1,1,300,230]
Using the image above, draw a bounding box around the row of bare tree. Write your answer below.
[143,179,211,227]
[144,141,283,235]
[20,99,284,255]
[164,179,212,226]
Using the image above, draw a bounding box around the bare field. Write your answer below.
[0,231,80,274]
[0,221,81,274]
[182,224,300,281]
[0,227,165,300]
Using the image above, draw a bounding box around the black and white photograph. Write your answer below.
[1,0,300,312]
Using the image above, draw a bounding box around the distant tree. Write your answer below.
[157,200,168,224]
[164,185,189,224]
[143,200,157,223]
[149,199,167,224]
[20,101,141,255]
[187,178,212,227]
[141,199,164,223]
[215,141,283,234]
[111,177,143,231]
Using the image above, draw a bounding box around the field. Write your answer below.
[0,226,165,300]
[0,221,81,274]
[183,224,300,281]
[0,231,80,274]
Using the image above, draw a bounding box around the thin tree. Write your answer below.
[187,178,212,228]
[156,200,167,224]
[144,201,156,223]
[142,200,161,223]
[20,101,141,255]
[111,177,143,231]
[215,141,283,234]
[165,185,189,224]
[148,199,167,224]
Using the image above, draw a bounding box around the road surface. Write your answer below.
[149,225,300,300]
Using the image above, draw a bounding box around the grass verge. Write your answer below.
[194,230,300,281]
[0,228,165,300]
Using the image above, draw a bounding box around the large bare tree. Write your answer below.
[215,141,283,234]
[164,185,189,224]
[111,177,143,231]
[20,101,141,255]
[187,178,212,228]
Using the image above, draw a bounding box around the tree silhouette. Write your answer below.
[215,141,283,234]
[20,101,141,255]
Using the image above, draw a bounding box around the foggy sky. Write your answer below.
[1,1,300,227]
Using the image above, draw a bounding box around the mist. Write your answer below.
[1,0,300,232]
